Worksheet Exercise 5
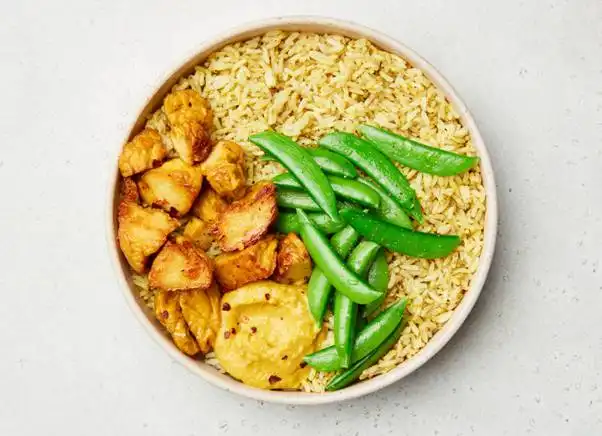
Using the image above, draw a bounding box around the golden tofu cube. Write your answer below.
[214,236,278,290]
[163,89,213,164]
[179,283,221,354]
[201,140,246,201]
[138,158,203,216]
[155,290,200,356]
[191,186,228,224]
[149,236,214,291]
[119,128,167,177]
[117,179,179,274]
[215,181,278,252]
[273,233,312,285]
[183,217,214,250]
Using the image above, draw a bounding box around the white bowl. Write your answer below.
[106,16,498,405]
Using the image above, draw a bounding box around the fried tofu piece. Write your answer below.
[179,283,221,354]
[119,128,167,177]
[138,158,203,216]
[186,187,228,249]
[164,89,212,130]
[191,186,228,224]
[171,119,212,165]
[183,217,213,250]
[201,140,246,201]
[155,290,200,356]
[214,236,278,290]
[149,236,214,291]
[163,89,213,164]
[117,179,179,274]
[215,182,278,252]
[273,233,312,285]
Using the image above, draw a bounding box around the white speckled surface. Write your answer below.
[1,1,601,435]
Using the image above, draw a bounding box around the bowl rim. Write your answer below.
[106,15,498,405]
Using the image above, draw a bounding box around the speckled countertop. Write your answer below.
[1,1,600,435]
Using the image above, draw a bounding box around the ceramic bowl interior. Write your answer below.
[107,16,497,405]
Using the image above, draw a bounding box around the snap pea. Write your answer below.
[326,318,407,391]
[304,298,407,372]
[276,189,322,212]
[275,212,346,235]
[334,241,380,368]
[307,225,360,324]
[358,124,479,176]
[297,209,381,305]
[273,173,381,209]
[329,225,361,255]
[333,294,357,368]
[250,132,339,220]
[355,178,412,229]
[363,249,390,317]
[340,208,461,259]
[277,190,369,216]
[260,147,357,178]
[318,132,423,223]
[307,148,358,178]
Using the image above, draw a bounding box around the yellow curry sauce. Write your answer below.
[214,281,323,390]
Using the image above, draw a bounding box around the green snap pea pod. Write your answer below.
[333,296,357,369]
[318,132,423,223]
[275,212,346,235]
[304,298,407,371]
[329,225,361,254]
[307,225,360,324]
[358,124,479,176]
[363,249,390,317]
[341,208,461,259]
[250,132,339,220]
[334,241,381,368]
[277,190,366,215]
[273,173,380,209]
[276,189,322,212]
[307,148,358,178]
[261,147,358,179]
[355,178,412,229]
[297,209,381,305]
[326,318,407,391]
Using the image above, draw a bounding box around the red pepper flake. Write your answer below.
[264,293,271,301]
[299,362,307,369]
[230,327,237,335]
[268,375,281,384]
[250,326,257,334]
[161,311,169,319]
[224,331,231,339]
[168,207,179,218]
[281,355,288,360]
[222,302,231,311]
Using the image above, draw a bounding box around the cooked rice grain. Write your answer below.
[142,31,485,392]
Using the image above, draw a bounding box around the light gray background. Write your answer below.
[1,1,600,435]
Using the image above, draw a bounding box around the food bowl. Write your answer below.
[106,16,497,405]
